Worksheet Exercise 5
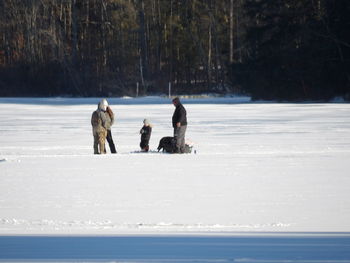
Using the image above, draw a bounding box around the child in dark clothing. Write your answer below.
[140,119,152,152]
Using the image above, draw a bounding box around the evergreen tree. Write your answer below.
[231,0,350,101]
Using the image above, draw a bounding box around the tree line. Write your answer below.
[0,0,349,100]
[232,0,350,101]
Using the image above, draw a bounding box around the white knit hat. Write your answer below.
[101,99,108,107]
[143,119,150,125]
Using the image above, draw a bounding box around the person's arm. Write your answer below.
[176,106,186,127]
[145,127,152,140]
[107,107,114,125]
[173,107,181,127]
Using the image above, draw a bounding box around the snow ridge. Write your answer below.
[0,218,291,233]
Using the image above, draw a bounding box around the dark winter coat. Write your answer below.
[172,103,187,128]
[140,125,152,143]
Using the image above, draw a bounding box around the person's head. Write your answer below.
[172,97,180,107]
[99,99,108,111]
[102,98,108,109]
[143,119,150,126]
[98,101,104,111]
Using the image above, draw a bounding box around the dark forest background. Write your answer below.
[0,0,349,101]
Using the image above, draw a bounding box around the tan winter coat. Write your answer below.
[104,107,115,131]
[91,102,107,134]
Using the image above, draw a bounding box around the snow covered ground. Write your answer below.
[0,96,350,235]
[1,96,350,262]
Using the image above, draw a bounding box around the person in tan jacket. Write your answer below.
[91,101,107,154]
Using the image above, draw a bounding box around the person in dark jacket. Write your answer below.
[172,97,187,153]
[140,119,152,152]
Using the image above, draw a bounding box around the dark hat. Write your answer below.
[172,97,180,104]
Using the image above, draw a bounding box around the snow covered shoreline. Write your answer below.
[1,97,350,235]
[0,95,251,105]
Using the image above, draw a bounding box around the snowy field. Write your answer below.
[1,97,350,262]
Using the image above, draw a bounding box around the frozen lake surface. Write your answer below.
[0,97,350,261]
[1,233,350,262]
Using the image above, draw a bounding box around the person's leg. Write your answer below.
[106,130,117,153]
[140,140,149,152]
[174,126,186,153]
[99,130,107,154]
[140,140,146,151]
[179,125,187,153]
[173,127,180,153]
[144,140,149,152]
[93,132,99,154]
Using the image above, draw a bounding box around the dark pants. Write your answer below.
[140,140,150,152]
[106,130,117,153]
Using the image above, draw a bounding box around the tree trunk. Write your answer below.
[169,0,173,85]
[229,0,234,64]
[139,0,148,87]
[236,0,242,63]
[71,0,78,67]
[208,22,212,90]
